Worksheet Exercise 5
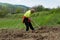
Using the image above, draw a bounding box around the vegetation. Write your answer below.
[0,3,60,29]
[0,3,29,18]
[32,5,51,12]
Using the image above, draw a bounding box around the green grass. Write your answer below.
[32,11,60,26]
[0,10,60,29]
[0,18,25,29]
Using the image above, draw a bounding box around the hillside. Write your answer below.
[0,3,29,14]
[0,9,60,28]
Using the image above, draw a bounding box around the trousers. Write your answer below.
[23,18,34,31]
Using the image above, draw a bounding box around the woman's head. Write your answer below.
[30,9,35,13]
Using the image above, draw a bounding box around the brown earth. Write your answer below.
[0,26,60,40]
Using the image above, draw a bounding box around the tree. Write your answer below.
[32,5,45,12]
[32,5,51,12]
[0,6,8,17]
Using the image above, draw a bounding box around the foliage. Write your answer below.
[32,5,51,12]
[0,8,60,28]
[0,6,8,18]
[0,3,29,17]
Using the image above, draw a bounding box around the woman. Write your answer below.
[22,9,35,31]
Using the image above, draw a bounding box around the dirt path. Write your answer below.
[0,26,60,40]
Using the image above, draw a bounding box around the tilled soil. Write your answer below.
[0,26,60,40]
